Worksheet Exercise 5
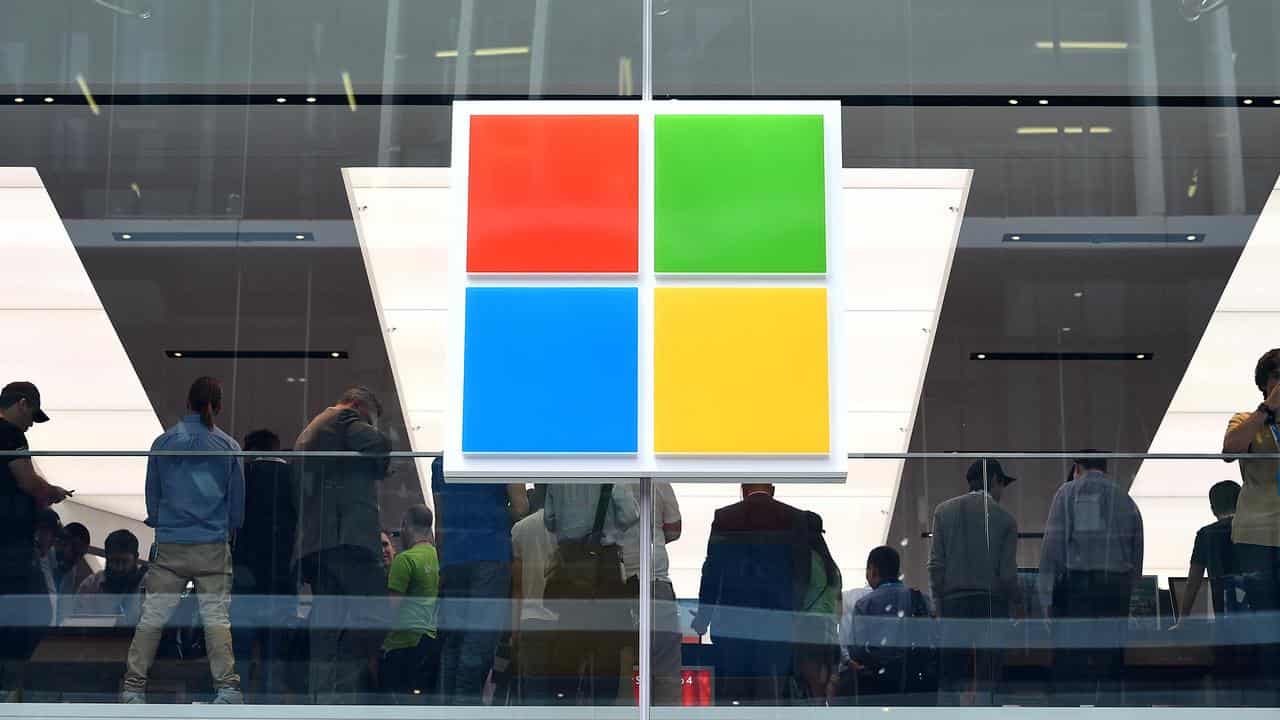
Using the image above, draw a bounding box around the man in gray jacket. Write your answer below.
[294,387,391,704]
[928,459,1021,706]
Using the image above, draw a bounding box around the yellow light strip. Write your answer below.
[341,71,357,112]
[1089,126,1113,134]
[435,46,530,58]
[75,74,100,116]
[474,46,530,57]
[1035,40,1130,50]
[1016,126,1060,135]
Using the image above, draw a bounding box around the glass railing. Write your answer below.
[1,450,1276,710]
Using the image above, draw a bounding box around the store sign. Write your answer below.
[445,101,846,482]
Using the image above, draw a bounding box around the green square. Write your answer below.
[654,114,827,274]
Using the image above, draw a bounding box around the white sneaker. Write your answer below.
[212,687,244,704]
[120,690,146,704]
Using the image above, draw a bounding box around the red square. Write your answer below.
[466,114,639,273]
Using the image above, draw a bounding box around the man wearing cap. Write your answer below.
[927,458,1021,705]
[0,381,72,693]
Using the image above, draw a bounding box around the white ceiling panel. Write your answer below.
[844,310,934,413]
[382,309,448,413]
[0,186,102,310]
[1133,178,1280,575]
[0,309,155,412]
[0,170,162,521]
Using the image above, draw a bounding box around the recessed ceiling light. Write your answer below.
[1038,99,1049,105]
[1243,98,1254,105]
[286,377,295,383]
[121,233,132,239]
[172,351,183,358]
[1273,99,1280,105]
[330,351,341,358]
[1008,99,1019,105]
[1073,291,1084,298]
[276,97,287,103]
[295,234,306,240]
[305,96,317,103]
[13,97,24,103]
[298,377,307,383]
[1061,327,1072,332]
[1135,353,1146,359]
[1010,235,1022,241]
[1185,234,1197,241]
[976,353,987,360]
[43,97,54,103]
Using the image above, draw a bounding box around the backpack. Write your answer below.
[902,589,939,695]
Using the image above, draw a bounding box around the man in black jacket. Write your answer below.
[231,429,296,701]
[294,387,391,704]
[692,484,820,705]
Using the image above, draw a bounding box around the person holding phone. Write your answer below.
[1221,348,1280,702]
[0,381,72,695]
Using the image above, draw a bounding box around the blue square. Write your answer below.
[462,287,638,453]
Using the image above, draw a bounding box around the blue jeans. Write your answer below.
[438,561,511,705]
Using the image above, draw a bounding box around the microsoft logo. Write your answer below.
[447,101,846,480]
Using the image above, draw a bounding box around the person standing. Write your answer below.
[1221,348,1280,702]
[620,481,683,706]
[692,484,818,706]
[543,482,636,705]
[380,504,441,703]
[230,428,296,701]
[510,486,557,705]
[0,382,71,698]
[928,459,1021,705]
[122,376,245,704]
[1038,456,1144,706]
[294,386,391,704]
[431,457,527,705]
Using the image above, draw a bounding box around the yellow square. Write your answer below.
[654,287,830,454]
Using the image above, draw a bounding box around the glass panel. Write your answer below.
[653,453,1280,710]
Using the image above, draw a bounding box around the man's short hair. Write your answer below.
[1209,480,1242,516]
[402,504,434,537]
[35,509,61,532]
[1255,349,1280,394]
[867,545,901,580]
[1074,452,1108,474]
[243,428,280,453]
[63,522,90,545]
[103,529,139,557]
[339,386,383,418]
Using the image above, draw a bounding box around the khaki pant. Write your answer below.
[123,542,240,692]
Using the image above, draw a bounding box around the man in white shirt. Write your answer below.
[620,482,682,706]
[510,486,558,704]
[1038,456,1144,706]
